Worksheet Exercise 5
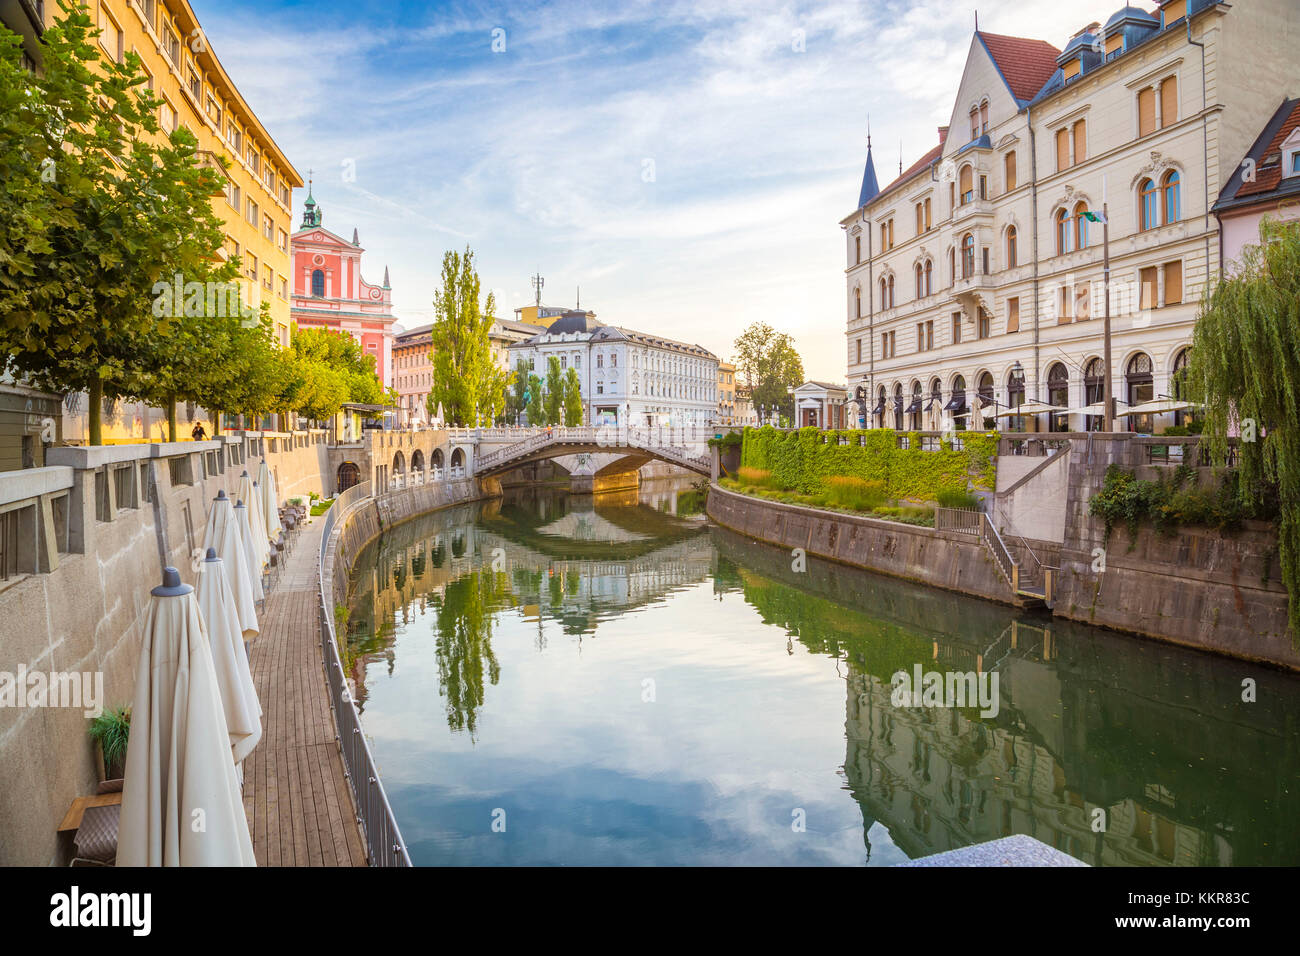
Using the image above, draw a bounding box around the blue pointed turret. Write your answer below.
[857,135,880,209]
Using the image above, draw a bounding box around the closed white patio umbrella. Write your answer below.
[236,471,270,573]
[117,568,256,867]
[257,460,279,542]
[233,501,264,600]
[201,490,260,635]
[197,548,261,764]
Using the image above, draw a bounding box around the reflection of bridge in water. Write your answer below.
[710,524,1300,867]
[344,490,715,712]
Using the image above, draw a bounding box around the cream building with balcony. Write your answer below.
[842,0,1299,435]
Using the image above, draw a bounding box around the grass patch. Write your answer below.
[310,498,334,516]
[719,477,936,527]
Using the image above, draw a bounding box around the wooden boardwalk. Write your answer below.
[242,516,368,866]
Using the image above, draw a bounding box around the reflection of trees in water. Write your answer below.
[430,570,508,737]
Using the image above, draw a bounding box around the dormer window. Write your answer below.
[1289,150,1300,178]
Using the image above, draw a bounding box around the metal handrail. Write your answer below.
[980,513,1017,587]
[316,482,412,867]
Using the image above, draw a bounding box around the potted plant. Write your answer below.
[88,706,131,781]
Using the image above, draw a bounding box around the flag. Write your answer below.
[1081,210,1107,224]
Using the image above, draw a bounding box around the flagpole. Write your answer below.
[1102,199,1113,433]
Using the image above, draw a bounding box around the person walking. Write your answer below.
[191,422,207,442]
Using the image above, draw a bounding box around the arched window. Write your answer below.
[1139,178,1159,231]
[949,374,967,430]
[1006,369,1026,432]
[976,371,995,429]
[915,262,924,298]
[1055,208,1071,254]
[924,259,933,296]
[959,164,974,204]
[1084,357,1105,431]
[893,383,904,431]
[1163,170,1181,224]
[311,269,325,297]
[1126,353,1154,431]
[1047,363,1070,432]
[1074,200,1090,250]
[887,274,895,308]
[961,233,975,278]
[880,276,888,310]
[1006,226,1018,268]
[854,287,861,320]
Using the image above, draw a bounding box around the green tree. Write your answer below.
[562,367,583,426]
[506,359,530,424]
[1186,218,1300,639]
[428,247,499,425]
[525,372,545,425]
[289,326,384,422]
[544,356,563,425]
[0,3,232,443]
[733,322,805,422]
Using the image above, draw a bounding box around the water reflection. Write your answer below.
[344,481,1300,866]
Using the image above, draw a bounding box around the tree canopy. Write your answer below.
[733,322,805,419]
[428,247,510,425]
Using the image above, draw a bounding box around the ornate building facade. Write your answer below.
[842,0,1299,434]
[290,190,396,388]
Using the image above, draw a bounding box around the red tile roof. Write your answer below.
[877,142,944,201]
[978,31,1062,103]
[1237,99,1300,198]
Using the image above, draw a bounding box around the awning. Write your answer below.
[1117,399,1195,416]
[977,392,996,407]
[924,398,940,411]
[892,397,903,410]
[871,401,885,414]
[944,393,967,411]
[905,398,923,414]
[993,400,1066,417]
[1059,402,1107,417]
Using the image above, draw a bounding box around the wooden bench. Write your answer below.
[58,792,122,833]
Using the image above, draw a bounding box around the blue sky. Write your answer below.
[194,0,1109,380]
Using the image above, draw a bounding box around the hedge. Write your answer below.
[739,425,998,500]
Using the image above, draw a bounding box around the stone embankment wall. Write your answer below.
[706,484,1014,606]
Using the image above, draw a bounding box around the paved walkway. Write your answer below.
[241,516,367,866]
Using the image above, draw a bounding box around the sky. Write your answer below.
[194,0,1117,381]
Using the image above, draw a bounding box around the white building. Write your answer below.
[508,311,719,426]
[841,0,1300,435]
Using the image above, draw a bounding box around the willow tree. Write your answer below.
[428,247,500,426]
[1186,218,1300,640]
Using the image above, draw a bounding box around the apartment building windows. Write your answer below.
[1004,151,1017,192]
[1006,226,1018,267]
[855,235,861,263]
[246,253,258,283]
[205,93,221,127]
[225,181,240,211]
[160,97,177,134]
[265,167,276,191]
[924,197,932,230]
[1138,76,1179,137]
[280,184,291,207]
[855,338,862,364]
[917,320,934,351]
[979,174,988,200]
[163,24,180,68]
[980,101,989,135]
[961,233,975,278]
[1139,177,1161,230]
[951,312,962,345]
[981,247,990,275]
[1076,281,1091,321]
[1074,200,1090,249]
[278,228,289,253]
[1056,128,1070,171]
[227,120,242,153]
[854,287,861,320]
[970,106,979,141]
[1164,260,1183,305]
[246,198,258,226]
[880,218,895,250]
[977,308,990,339]
[879,275,895,310]
[186,65,201,104]
[1006,296,1020,333]
[959,164,973,204]
[1163,171,1181,223]
[881,330,896,359]
[98,9,124,63]
[247,147,260,176]
[916,202,924,234]
[1058,284,1073,323]
[263,214,274,242]
[262,264,273,292]
[1056,208,1072,254]
[279,276,288,299]
[1073,119,1087,165]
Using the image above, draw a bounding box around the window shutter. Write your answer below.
[959,165,972,196]
[1163,261,1183,305]
[1007,297,1020,334]
[1004,151,1017,191]
[1140,266,1158,310]
[1056,129,1070,170]
[1160,76,1178,128]
[1072,120,1087,164]
[1138,87,1156,137]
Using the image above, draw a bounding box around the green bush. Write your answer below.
[935,488,982,510]
[824,476,888,512]
[1088,464,1265,544]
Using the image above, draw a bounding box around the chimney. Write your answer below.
[938,126,949,146]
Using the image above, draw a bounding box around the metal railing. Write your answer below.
[315,481,411,867]
[935,506,982,535]
[980,512,1018,590]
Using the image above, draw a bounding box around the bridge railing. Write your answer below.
[473,424,711,474]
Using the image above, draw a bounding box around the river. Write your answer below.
[342,476,1300,866]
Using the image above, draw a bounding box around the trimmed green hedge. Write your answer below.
[739,426,998,500]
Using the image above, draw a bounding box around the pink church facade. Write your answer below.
[290,190,395,388]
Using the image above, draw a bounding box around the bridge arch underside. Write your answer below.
[476,443,708,480]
